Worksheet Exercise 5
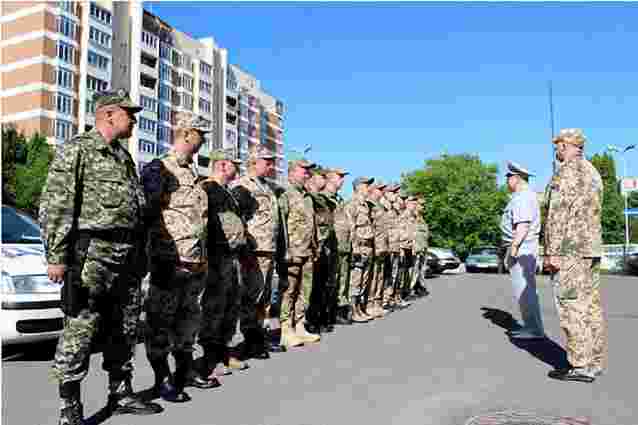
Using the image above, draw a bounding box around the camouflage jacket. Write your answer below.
[414,215,430,253]
[331,192,352,253]
[231,175,281,254]
[399,210,416,250]
[387,206,403,253]
[312,192,337,250]
[203,180,248,255]
[544,157,603,258]
[42,129,145,265]
[346,194,374,256]
[371,201,390,254]
[141,152,208,264]
[280,183,317,259]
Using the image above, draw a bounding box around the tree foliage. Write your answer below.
[15,133,53,216]
[2,125,21,206]
[590,153,625,244]
[402,154,509,259]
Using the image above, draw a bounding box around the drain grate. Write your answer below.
[464,410,591,425]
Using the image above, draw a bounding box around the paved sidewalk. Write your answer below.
[3,272,636,425]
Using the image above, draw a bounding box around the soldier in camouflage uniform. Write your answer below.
[279,156,320,347]
[304,167,338,334]
[367,180,390,319]
[403,196,421,297]
[199,149,250,376]
[544,128,607,383]
[383,184,403,310]
[42,90,161,425]
[411,196,430,296]
[395,192,414,308]
[140,112,219,403]
[324,167,351,325]
[231,146,281,358]
[347,177,376,322]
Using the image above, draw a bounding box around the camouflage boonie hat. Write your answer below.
[253,145,276,160]
[552,128,586,147]
[94,89,142,112]
[352,176,374,190]
[327,167,350,176]
[209,148,242,165]
[287,151,316,170]
[175,112,211,133]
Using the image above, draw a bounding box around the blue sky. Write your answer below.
[147,2,638,194]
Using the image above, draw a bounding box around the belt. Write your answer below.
[176,261,208,273]
[80,228,137,244]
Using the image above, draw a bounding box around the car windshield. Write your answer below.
[2,206,42,244]
[470,247,497,256]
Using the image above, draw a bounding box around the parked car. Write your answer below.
[465,246,500,273]
[1,205,63,345]
[626,252,638,274]
[427,248,461,274]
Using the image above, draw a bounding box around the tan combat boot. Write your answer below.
[351,304,370,323]
[373,301,386,318]
[360,303,374,321]
[295,321,320,344]
[280,321,304,349]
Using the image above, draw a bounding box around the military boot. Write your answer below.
[224,348,250,371]
[295,321,320,343]
[243,328,270,360]
[373,301,386,318]
[336,305,353,325]
[174,351,220,390]
[59,381,83,425]
[280,321,304,349]
[351,300,369,323]
[108,374,163,416]
[150,357,189,403]
[359,302,374,321]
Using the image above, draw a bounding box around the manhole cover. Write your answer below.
[464,410,591,425]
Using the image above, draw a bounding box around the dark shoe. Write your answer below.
[507,329,545,340]
[335,315,352,325]
[155,380,191,403]
[109,392,163,415]
[184,371,221,389]
[58,401,83,425]
[548,367,595,383]
[320,324,335,333]
[304,323,321,335]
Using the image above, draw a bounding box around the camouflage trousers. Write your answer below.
[337,252,352,307]
[410,253,428,290]
[306,246,337,326]
[239,253,273,332]
[398,249,414,295]
[144,267,207,361]
[552,257,607,370]
[281,256,312,327]
[199,255,241,348]
[350,253,373,301]
[383,252,401,303]
[51,241,142,384]
[368,253,389,304]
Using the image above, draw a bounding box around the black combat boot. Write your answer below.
[59,381,83,425]
[243,328,270,359]
[150,357,190,403]
[202,344,230,377]
[174,350,220,390]
[108,373,163,415]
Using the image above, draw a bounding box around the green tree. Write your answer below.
[402,154,509,259]
[590,153,625,244]
[15,133,53,216]
[2,125,22,206]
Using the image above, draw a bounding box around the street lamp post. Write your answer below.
[606,144,636,267]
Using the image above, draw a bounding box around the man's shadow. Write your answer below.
[480,307,570,370]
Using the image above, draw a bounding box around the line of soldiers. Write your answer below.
[40,90,432,425]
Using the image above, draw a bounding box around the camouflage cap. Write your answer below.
[94,89,142,112]
[552,128,586,147]
[370,179,387,190]
[352,176,374,190]
[288,159,316,169]
[174,112,211,133]
[253,145,276,160]
[210,148,242,165]
[407,195,419,201]
[384,183,401,193]
[311,165,329,176]
[326,167,350,176]
[505,161,535,178]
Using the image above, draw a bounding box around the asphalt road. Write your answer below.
[3,272,637,425]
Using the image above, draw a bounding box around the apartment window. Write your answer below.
[56,93,73,115]
[157,145,170,155]
[159,84,171,102]
[183,55,193,72]
[159,63,170,81]
[171,90,180,107]
[183,75,193,92]
[239,121,248,135]
[142,31,158,49]
[171,50,181,67]
[140,53,156,69]
[55,119,73,140]
[89,27,111,49]
[139,117,156,134]
[58,1,75,14]
[86,75,108,92]
[226,129,236,143]
[200,61,212,77]
[56,68,74,89]
[159,43,170,60]
[140,74,156,90]
[138,139,156,154]
[199,80,212,94]
[159,104,171,122]
[140,95,157,113]
[57,16,76,39]
[182,94,193,111]
[158,125,171,143]
[86,99,96,114]
[88,50,109,70]
[172,71,182,87]
[199,98,211,114]
[90,3,112,26]
[57,41,75,64]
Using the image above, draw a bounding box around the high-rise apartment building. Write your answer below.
[2,2,284,178]
[231,65,286,183]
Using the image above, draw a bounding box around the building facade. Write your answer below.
[1,1,284,178]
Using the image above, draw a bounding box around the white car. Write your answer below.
[1,205,63,345]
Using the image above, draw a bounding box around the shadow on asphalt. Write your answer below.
[2,339,57,361]
[480,307,570,370]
